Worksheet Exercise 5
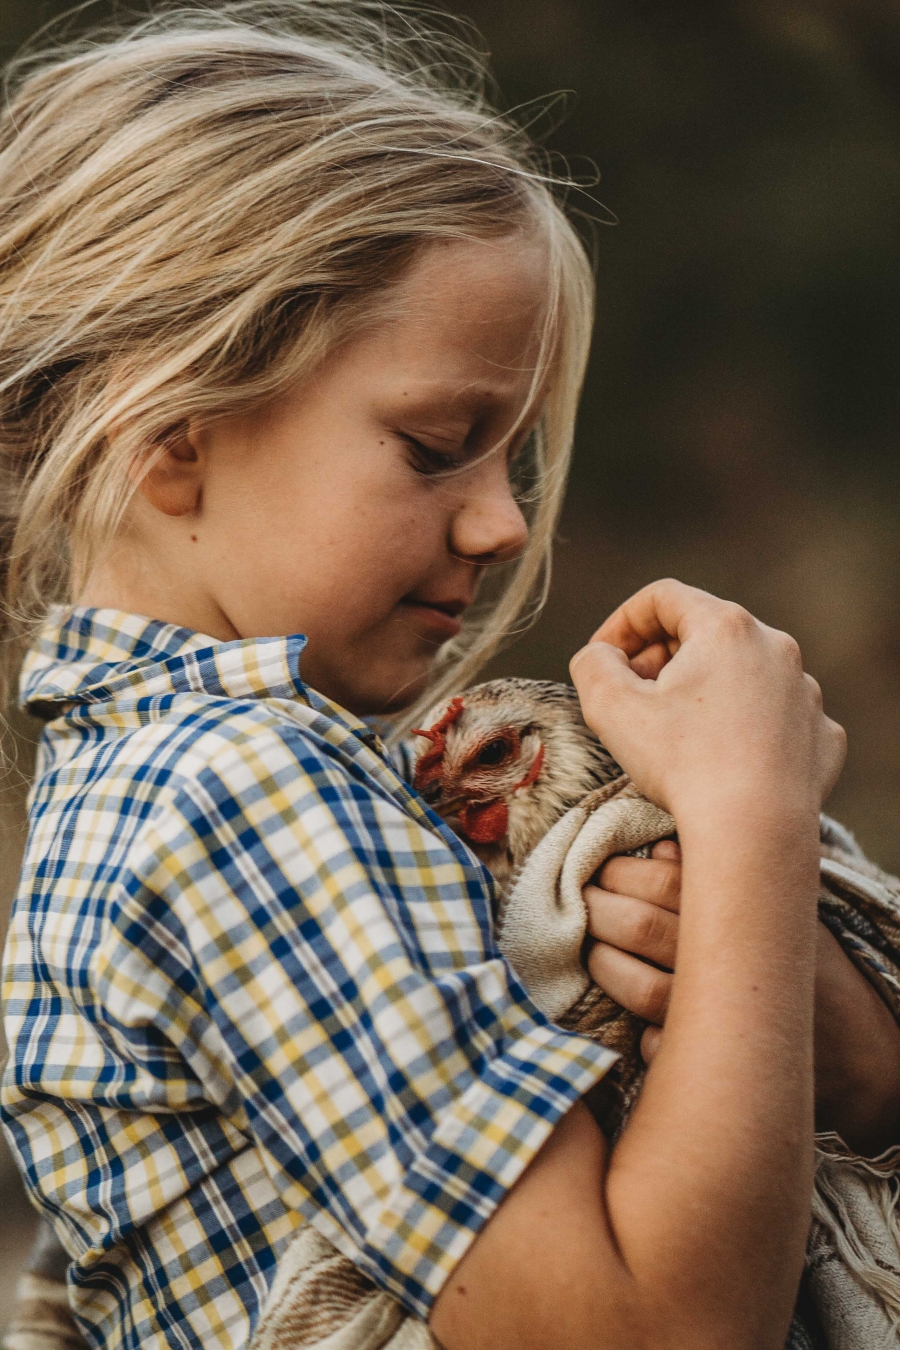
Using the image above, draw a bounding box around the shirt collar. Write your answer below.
[21,606,384,752]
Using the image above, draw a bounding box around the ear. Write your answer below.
[136,429,203,517]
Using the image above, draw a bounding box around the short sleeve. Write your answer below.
[91,724,615,1318]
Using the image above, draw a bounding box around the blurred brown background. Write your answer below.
[2,0,900,1329]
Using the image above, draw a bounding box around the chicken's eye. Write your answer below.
[476,737,513,767]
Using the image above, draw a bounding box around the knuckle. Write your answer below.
[804,672,823,707]
[653,862,681,909]
[627,906,658,951]
[829,717,847,750]
[717,601,755,638]
[569,654,598,695]
[648,909,676,962]
[588,941,672,1023]
[778,631,803,667]
[825,717,847,767]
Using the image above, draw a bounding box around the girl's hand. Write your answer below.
[570,579,846,824]
[584,841,680,1066]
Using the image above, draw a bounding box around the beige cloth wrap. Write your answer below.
[497,780,673,1019]
[8,780,900,1350]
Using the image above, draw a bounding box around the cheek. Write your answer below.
[312,503,443,613]
[211,462,436,585]
[199,418,452,643]
[234,507,445,648]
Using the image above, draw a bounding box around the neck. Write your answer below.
[77,536,238,640]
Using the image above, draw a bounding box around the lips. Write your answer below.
[399,595,470,640]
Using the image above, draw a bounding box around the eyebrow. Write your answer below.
[391,376,540,419]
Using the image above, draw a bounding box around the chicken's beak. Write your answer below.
[433,793,467,814]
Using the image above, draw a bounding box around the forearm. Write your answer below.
[606,803,821,1347]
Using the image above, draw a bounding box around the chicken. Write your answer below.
[412,677,623,894]
[412,676,666,1138]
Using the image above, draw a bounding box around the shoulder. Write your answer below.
[27,685,496,973]
[106,694,497,980]
[153,691,475,880]
[124,691,488,887]
[149,691,417,825]
[49,687,406,818]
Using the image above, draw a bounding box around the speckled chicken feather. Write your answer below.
[412,677,623,898]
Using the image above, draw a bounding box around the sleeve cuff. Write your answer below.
[314,1021,617,1319]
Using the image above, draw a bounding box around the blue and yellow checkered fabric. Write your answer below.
[1,608,614,1350]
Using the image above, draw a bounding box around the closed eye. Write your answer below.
[399,433,468,477]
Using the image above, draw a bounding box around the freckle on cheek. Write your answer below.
[191,535,198,543]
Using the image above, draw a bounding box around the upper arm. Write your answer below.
[430,1101,641,1350]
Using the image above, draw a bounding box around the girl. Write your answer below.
[0,6,893,1350]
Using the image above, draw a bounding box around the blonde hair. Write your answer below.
[0,1,594,730]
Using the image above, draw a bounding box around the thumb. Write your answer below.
[570,640,647,736]
[570,639,647,697]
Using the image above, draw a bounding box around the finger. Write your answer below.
[587,941,672,1024]
[641,1024,663,1064]
[569,641,657,740]
[588,578,722,659]
[629,641,674,680]
[597,856,681,913]
[821,715,847,800]
[651,839,681,862]
[584,886,678,968]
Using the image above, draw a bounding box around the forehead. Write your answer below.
[368,232,552,409]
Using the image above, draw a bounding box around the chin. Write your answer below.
[302,634,443,718]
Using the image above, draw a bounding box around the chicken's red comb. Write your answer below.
[411,696,465,792]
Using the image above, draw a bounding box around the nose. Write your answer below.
[449,452,529,565]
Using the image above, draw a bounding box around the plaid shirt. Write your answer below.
[1,608,613,1350]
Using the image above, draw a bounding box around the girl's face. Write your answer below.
[89,234,550,714]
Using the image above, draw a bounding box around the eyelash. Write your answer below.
[400,430,532,481]
[400,434,465,477]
